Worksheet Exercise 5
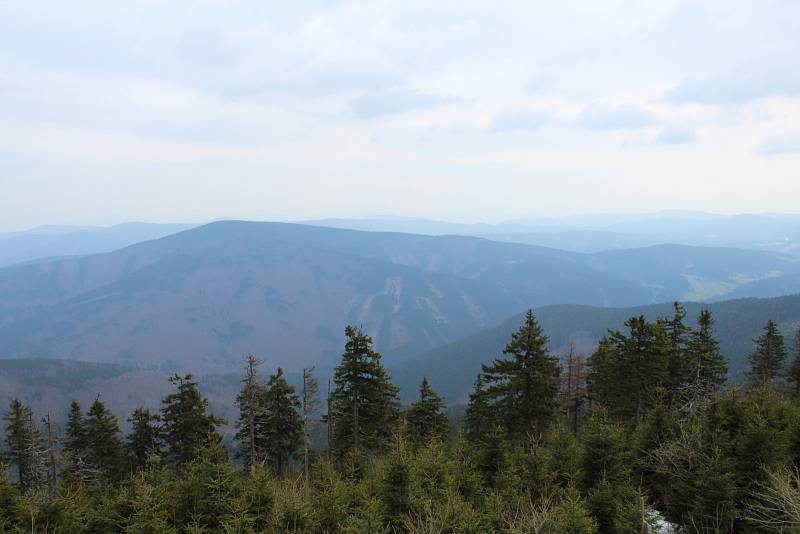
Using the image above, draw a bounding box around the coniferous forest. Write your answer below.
[3,307,800,533]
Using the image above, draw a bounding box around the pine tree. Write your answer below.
[262,367,303,476]
[464,374,492,443]
[61,400,94,487]
[665,302,692,405]
[326,325,400,456]
[234,355,268,470]
[587,316,671,422]
[406,377,448,444]
[302,366,320,486]
[2,399,46,495]
[747,320,788,389]
[127,407,161,470]
[161,373,224,469]
[685,309,727,404]
[787,327,800,397]
[85,395,127,481]
[480,309,560,439]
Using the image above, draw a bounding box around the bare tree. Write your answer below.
[747,467,800,532]
[41,414,58,500]
[560,344,588,433]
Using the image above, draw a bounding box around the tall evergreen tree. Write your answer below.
[480,309,560,438]
[747,320,788,389]
[2,399,46,495]
[685,309,727,401]
[327,325,400,456]
[61,400,93,487]
[234,355,268,470]
[127,407,161,470]
[787,327,800,397]
[464,374,492,443]
[161,373,224,469]
[85,396,127,481]
[406,377,448,444]
[665,302,692,404]
[587,316,671,422]
[262,368,303,475]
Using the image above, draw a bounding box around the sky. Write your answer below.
[1,0,799,231]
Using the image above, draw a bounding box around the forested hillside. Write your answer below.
[1,221,799,374]
[391,294,800,402]
[3,309,800,532]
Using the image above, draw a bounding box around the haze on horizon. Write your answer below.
[1,1,799,232]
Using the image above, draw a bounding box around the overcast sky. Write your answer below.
[1,1,799,231]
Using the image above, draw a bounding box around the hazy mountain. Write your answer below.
[390,294,800,403]
[307,213,800,255]
[0,221,647,373]
[0,222,196,267]
[1,221,798,375]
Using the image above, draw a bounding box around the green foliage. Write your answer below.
[85,396,127,482]
[479,309,561,439]
[748,319,789,389]
[327,325,400,456]
[588,315,672,422]
[5,313,800,532]
[126,407,161,472]
[406,377,448,445]
[160,373,224,469]
[261,367,303,476]
[2,398,46,496]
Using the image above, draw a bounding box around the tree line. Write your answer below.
[2,306,800,532]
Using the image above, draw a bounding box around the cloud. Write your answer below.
[654,127,694,145]
[758,134,800,156]
[488,109,551,133]
[350,88,455,119]
[666,67,800,105]
[579,104,659,130]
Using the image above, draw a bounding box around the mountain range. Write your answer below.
[1,220,800,375]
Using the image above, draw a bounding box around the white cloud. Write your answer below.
[758,134,800,156]
[1,0,799,229]
[654,127,694,145]
[579,104,659,130]
[488,110,551,133]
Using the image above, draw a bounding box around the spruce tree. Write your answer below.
[61,400,92,487]
[262,367,303,476]
[665,302,692,405]
[686,309,727,399]
[587,316,671,422]
[463,374,492,443]
[327,325,400,456]
[747,320,788,389]
[406,377,448,444]
[127,407,161,470]
[85,396,127,481]
[480,309,560,438]
[787,327,800,397]
[234,355,269,470]
[2,399,46,495]
[161,373,224,469]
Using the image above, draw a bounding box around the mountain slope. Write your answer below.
[1,221,799,375]
[390,294,800,402]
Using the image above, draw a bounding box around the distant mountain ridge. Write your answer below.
[0,222,197,267]
[305,212,800,255]
[1,221,799,375]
